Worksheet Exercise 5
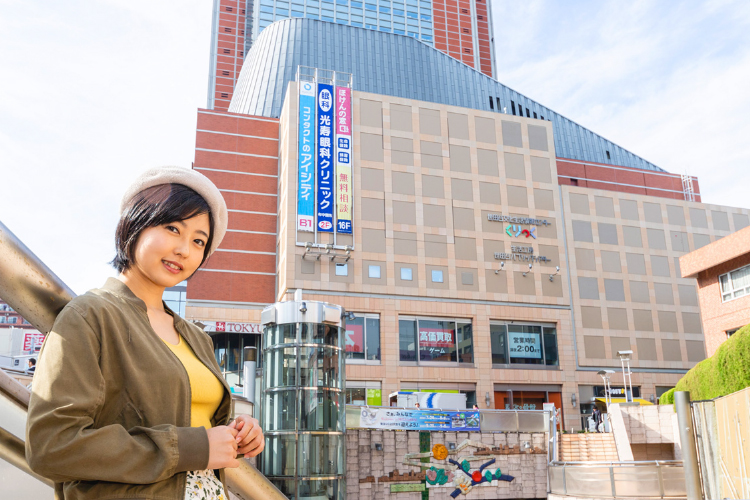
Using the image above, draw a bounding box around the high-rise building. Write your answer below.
[189,18,744,438]
[207,0,495,110]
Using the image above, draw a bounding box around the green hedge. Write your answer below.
[659,323,750,404]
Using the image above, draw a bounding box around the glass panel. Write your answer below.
[263,390,298,431]
[344,317,365,359]
[264,347,298,388]
[299,346,341,388]
[613,466,661,497]
[297,479,345,500]
[227,334,240,371]
[418,319,456,362]
[266,324,297,348]
[719,273,729,293]
[457,322,473,363]
[262,434,297,476]
[299,389,343,431]
[226,370,240,392]
[269,479,296,498]
[298,434,344,476]
[564,466,612,497]
[365,317,381,360]
[490,325,507,364]
[507,325,543,365]
[212,333,227,367]
[543,328,559,366]
[730,265,750,290]
[399,319,417,361]
[300,323,340,346]
[346,387,366,405]
[661,466,687,496]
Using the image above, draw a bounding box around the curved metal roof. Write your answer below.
[230,18,665,172]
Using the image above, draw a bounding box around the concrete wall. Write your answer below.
[346,429,548,499]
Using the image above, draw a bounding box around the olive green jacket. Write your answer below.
[26,278,232,499]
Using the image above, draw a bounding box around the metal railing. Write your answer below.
[548,460,686,498]
[0,220,287,500]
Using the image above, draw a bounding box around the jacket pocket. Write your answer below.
[115,401,145,431]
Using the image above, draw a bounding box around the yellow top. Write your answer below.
[163,335,224,428]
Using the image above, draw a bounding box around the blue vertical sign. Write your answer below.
[316,83,335,232]
[297,81,316,232]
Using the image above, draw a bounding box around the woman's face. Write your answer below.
[131,213,211,288]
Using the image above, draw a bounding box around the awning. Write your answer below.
[595,398,653,406]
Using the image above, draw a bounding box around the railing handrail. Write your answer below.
[550,460,684,466]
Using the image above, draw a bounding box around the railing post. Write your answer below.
[656,461,665,498]
[610,464,617,498]
[562,463,567,495]
[674,391,702,500]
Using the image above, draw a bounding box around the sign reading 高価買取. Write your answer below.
[297,81,316,232]
[316,83,335,232]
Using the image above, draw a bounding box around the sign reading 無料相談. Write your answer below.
[297,81,316,232]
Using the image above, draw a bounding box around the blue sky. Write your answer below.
[1,0,749,295]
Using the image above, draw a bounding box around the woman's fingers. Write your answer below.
[238,431,265,457]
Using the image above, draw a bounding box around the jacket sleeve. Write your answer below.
[25,304,210,484]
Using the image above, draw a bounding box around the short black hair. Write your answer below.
[29,358,36,365]
[112,184,214,273]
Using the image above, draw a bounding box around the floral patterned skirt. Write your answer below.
[185,469,227,500]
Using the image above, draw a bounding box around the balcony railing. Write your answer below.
[548,460,686,498]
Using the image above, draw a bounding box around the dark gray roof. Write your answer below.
[230,18,666,172]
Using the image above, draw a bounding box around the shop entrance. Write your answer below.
[494,386,564,428]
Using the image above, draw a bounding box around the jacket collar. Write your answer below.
[102,277,148,313]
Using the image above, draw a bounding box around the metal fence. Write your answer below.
[548,461,686,498]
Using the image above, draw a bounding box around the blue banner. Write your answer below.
[358,408,480,431]
[316,83,335,232]
[297,81,316,232]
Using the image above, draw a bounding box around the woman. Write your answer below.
[26,166,264,500]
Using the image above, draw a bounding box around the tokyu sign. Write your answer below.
[202,321,262,334]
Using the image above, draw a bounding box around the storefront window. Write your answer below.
[399,317,473,365]
[491,322,559,367]
[345,384,382,406]
[399,319,417,361]
[210,332,261,394]
[344,314,380,362]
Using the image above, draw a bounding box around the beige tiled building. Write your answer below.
[189,82,750,430]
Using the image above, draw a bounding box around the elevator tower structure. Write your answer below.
[259,291,347,499]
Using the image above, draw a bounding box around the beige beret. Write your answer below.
[120,166,228,256]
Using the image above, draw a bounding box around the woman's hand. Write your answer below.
[206,425,240,469]
[229,415,265,458]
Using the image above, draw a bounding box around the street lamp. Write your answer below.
[597,369,616,406]
[616,350,634,403]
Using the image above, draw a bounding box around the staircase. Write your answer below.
[560,433,618,461]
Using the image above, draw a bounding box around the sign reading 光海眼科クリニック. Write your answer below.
[316,83,335,232]
[335,86,352,234]
[297,81,316,232]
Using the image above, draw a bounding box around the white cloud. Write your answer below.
[0,0,213,294]
[491,0,750,208]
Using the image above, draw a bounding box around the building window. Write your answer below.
[431,270,443,283]
[368,265,381,278]
[335,263,348,276]
[727,327,740,338]
[606,150,611,160]
[345,314,381,361]
[163,281,187,317]
[399,317,473,364]
[345,381,382,405]
[223,49,231,54]
[400,267,413,281]
[491,323,558,367]
[719,265,750,302]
